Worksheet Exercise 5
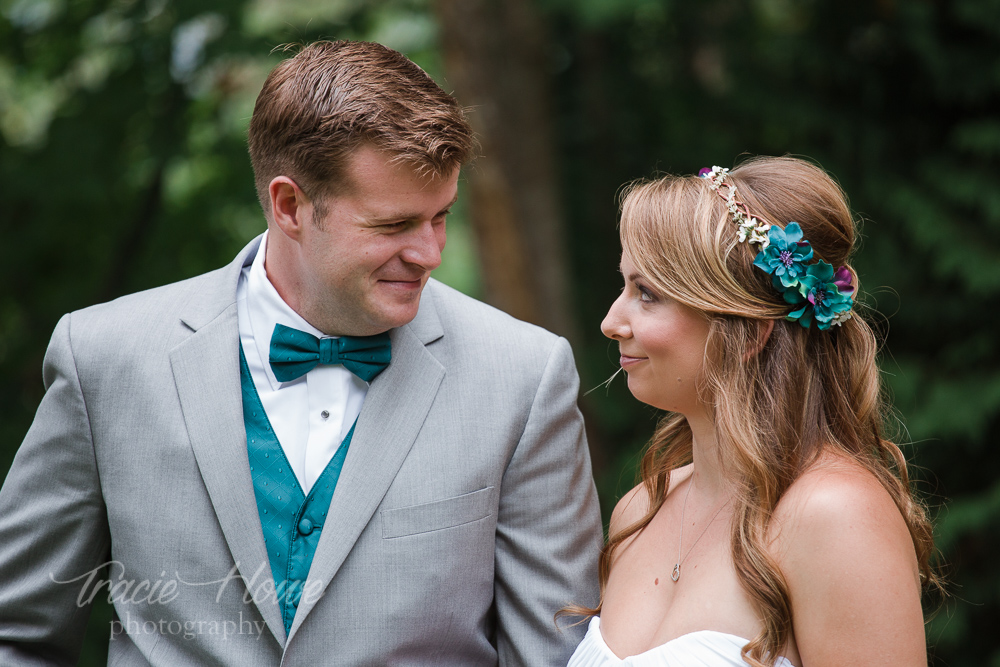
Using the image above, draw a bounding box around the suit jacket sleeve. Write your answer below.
[0,314,112,666]
[493,336,603,666]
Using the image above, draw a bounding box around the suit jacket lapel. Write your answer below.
[168,236,287,645]
[288,285,446,638]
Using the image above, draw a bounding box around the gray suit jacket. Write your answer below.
[0,237,603,666]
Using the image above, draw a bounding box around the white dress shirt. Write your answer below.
[236,231,368,494]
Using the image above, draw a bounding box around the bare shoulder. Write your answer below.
[609,483,651,538]
[771,452,913,560]
[771,452,926,665]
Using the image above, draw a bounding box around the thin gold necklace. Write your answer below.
[671,479,729,583]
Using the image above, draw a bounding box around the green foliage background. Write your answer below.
[1,0,997,663]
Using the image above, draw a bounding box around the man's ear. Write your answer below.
[744,319,776,362]
[269,176,311,241]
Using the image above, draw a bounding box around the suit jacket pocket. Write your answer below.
[381,486,494,539]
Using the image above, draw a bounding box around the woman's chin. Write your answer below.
[625,378,660,409]
[625,381,686,414]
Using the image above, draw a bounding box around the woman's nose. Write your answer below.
[601,293,630,340]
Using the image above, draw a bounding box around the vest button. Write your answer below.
[298,518,314,535]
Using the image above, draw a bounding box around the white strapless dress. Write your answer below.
[567,617,794,667]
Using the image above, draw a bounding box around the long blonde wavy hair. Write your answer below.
[583,156,940,666]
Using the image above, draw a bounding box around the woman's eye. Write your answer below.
[638,286,655,303]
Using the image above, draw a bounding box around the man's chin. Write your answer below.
[365,295,424,333]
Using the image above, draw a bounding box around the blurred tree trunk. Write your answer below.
[435,0,611,480]
[434,0,578,345]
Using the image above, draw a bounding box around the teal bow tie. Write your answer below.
[269,323,391,383]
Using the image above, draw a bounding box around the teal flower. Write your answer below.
[783,261,855,330]
[752,223,814,288]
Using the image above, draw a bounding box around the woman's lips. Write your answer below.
[619,354,647,368]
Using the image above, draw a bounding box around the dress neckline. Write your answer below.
[592,617,748,660]
[589,616,793,665]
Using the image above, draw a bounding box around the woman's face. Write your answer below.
[601,253,712,417]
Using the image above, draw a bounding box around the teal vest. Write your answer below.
[239,346,355,633]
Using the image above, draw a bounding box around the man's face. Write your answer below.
[290,145,459,336]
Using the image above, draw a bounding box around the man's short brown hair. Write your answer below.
[248,40,474,216]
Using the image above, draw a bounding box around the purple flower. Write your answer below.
[832,266,854,295]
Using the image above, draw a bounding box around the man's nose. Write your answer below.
[400,220,445,270]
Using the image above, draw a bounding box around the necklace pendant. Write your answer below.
[671,563,680,582]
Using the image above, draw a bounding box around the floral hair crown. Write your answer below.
[698,166,854,330]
